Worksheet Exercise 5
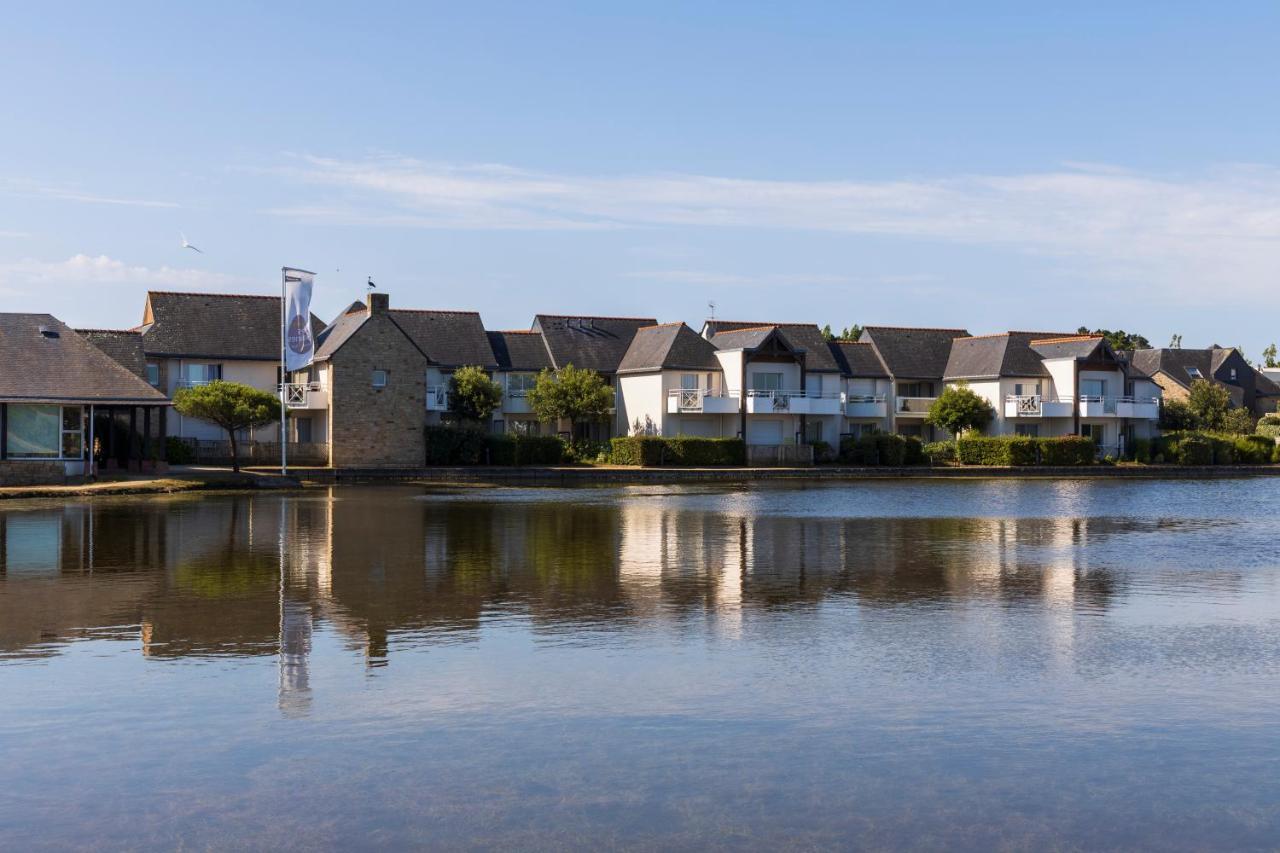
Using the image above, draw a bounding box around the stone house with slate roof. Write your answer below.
[1128,346,1279,418]
[0,314,170,484]
[944,332,1162,455]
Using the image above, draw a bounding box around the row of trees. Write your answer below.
[1159,379,1256,434]
[449,363,613,435]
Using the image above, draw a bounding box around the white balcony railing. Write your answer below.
[278,381,325,410]
[846,393,887,418]
[175,378,217,389]
[1005,394,1159,420]
[667,389,739,414]
[744,389,842,415]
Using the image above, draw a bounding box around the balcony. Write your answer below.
[667,389,740,415]
[281,382,327,410]
[1004,395,1073,418]
[743,390,843,415]
[894,396,936,417]
[426,385,450,411]
[846,394,887,418]
[503,390,533,414]
[1077,395,1117,417]
[1116,396,1160,420]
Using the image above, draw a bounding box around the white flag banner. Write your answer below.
[283,269,314,372]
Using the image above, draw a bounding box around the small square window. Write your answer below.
[145,364,160,386]
[371,369,388,388]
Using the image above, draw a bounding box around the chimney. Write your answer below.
[367,292,389,316]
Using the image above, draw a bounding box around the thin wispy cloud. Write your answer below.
[0,254,247,293]
[0,179,179,209]
[266,154,1280,296]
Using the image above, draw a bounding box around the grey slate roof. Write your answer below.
[390,309,497,369]
[702,321,840,371]
[1129,348,1226,389]
[0,314,169,404]
[77,329,148,379]
[312,308,369,362]
[617,323,723,374]
[709,326,785,351]
[944,332,1075,380]
[487,331,554,372]
[1028,335,1107,361]
[532,315,658,374]
[828,341,889,378]
[139,291,324,361]
[861,326,970,379]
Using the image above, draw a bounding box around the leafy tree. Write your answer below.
[925,384,993,445]
[1263,343,1278,369]
[527,364,614,438]
[841,324,863,342]
[1187,378,1232,430]
[1158,399,1198,431]
[1077,326,1150,351]
[1169,334,1182,349]
[1221,407,1256,435]
[172,380,281,472]
[820,324,835,342]
[448,365,503,423]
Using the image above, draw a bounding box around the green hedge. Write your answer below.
[1038,436,1096,466]
[425,426,566,465]
[956,435,1038,466]
[1156,431,1279,466]
[609,436,746,466]
[1257,415,1280,439]
[955,435,1095,466]
[922,440,955,463]
[902,436,924,466]
[836,433,923,466]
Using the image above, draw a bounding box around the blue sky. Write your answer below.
[2,2,1277,352]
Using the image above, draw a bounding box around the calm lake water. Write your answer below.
[1,479,1279,851]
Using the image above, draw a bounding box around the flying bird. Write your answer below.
[180,232,203,253]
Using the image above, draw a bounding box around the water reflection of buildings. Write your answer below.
[3,487,1200,708]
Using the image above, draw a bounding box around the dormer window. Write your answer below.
[38,326,59,339]
[1187,367,1203,380]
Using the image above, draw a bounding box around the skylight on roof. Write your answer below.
[1187,367,1203,379]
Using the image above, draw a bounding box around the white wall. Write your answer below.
[164,358,280,441]
[617,373,666,435]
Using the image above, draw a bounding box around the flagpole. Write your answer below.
[280,266,288,477]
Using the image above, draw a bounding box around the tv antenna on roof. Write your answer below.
[708,300,716,320]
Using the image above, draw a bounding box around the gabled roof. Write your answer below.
[0,314,169,404]
[944,331,1075,380]
[703,321,840,372]
[709,325,787,351]
[390,309,497,369]
[487,331,554,372]
[1028,335,1108,361]
[139,291,324,361]
[1128,347,1245,389]
[617,323,723,374]
[860,326,969,379]
[312,307,369,362]
[828,341,888,378]
[532,314,657,374]
[76,329,148,379]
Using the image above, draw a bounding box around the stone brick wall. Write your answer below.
[327,310,428,467]
[0,460,66,486]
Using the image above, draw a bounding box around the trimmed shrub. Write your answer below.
[165,437,195,464]
[956,435,1037,466]
[1174,435,1213,465]
[1131,437,1151,464]
[810,441,835,464]
[839,434,881,465]
[484,435,517,465]
[1038,436,1096,466]
[922,441,955,464]
[424,425,487,465]
[1208,435,1235,465]
[1256,415,1280,439]
[609,436,746,466]
[513,435,565,465]
[1233,434,1274,465]
[874,434,908,467]
[902,436,925,466]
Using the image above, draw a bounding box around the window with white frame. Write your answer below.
[1014,382,1042,397]
[751,372,783,392]
[182,363,222,385]
[6,404,83,459]
[371,369,388,388]
[680,374,700,390]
